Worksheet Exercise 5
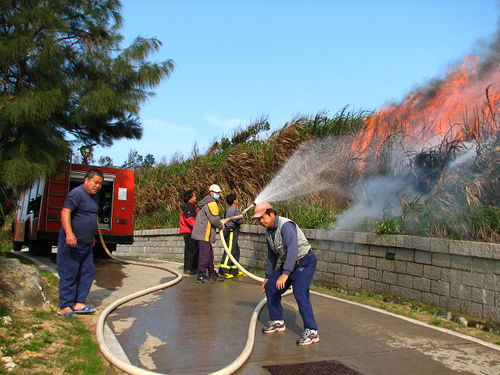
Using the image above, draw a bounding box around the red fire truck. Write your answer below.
[12,163,134,256]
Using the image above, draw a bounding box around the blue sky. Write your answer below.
[92,0,500,165]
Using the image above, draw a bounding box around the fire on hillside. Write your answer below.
[352,56,499,172]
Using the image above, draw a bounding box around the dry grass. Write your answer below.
[134,108,498,241]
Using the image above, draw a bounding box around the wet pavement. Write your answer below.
[22,253,500,375]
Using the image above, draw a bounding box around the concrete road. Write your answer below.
[22,253,500,375]
[94,258,500,375]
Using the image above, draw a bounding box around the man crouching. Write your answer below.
[253,202,319,346]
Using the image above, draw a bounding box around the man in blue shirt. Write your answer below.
[57,168,103,316]
[253,201,319,346]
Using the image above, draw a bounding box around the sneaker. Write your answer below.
[197,275,214,284]
[236,271,244,276]
[223,273,234,279]
[296,329,319,346]
[262,320,286,334]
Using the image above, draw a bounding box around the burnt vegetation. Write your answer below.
[134,106,499,243]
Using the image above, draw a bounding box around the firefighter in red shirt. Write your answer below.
[179,190,199,274]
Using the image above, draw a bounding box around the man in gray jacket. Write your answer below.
[191,184,226,283]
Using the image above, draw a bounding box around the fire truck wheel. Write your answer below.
[28,240,52,256]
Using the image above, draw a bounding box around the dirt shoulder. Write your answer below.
[0,253,125,375]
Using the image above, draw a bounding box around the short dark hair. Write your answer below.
[85,168,103,180]
[183,190,194,203]
[226,193,237,205]
[264,208,277,216]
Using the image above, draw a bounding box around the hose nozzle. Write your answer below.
[241,203,255,217]
[224,203,255,223]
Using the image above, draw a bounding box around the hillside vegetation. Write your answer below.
[134,109,499,243]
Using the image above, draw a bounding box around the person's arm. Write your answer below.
[61,208,77,247]
[281,222,299,275]
[183,205,197,229]
[265,245,277,278]
[262,244,277,293]
[233,211,243,225]
[275,222,298,289]
[207,201,224,229]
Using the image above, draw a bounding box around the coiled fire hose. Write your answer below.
[95,205,292,375]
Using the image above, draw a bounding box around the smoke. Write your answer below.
[448,142,476,170]
[255,134,355,204]
[255,13,499,230]
[334,175,418,230]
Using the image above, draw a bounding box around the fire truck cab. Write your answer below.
[12,163,134,256]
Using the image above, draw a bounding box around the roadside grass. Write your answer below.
[0,259,109,375]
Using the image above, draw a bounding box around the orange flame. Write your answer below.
[352,56,499,170]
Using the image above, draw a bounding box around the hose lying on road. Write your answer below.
[95,225,182,375]
[96,218,291,375]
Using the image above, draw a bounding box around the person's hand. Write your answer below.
[221,218,228,225]
[261,278,268,293]
[276,274,289,290]
[92,238,96,247]
[66,233,77,247]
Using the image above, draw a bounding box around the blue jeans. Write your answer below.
[57,241,95,308]
[265,251,318,330]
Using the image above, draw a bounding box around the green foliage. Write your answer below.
[122,149,156,171]
[22,333,53,352]
[135,207,180,230]
[98,156,113,166]
[55,321,104,374]
[273,201,337,229]
[216,117,271,152]
[0,0,174,190]
[299,107,367,138]
[374,217,404,235]
[65,335,103,374]
[132,108,498,243]
[229,117,271,146]
[0,213,14,252]
[398,142,499,242]
[0,304,9,317]
[134,111,360,222]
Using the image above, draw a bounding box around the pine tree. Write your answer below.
[0,0,174,190]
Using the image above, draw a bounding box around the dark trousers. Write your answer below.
[219,228,240,275]
[57,242,95,309]
[183,233,198,271]
[265,251,318,330]
[197,240,214,276]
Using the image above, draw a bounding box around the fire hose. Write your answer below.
[95,204,292,375]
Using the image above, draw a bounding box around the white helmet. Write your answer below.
[209,184,222,193]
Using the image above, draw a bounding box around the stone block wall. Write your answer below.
[116,225,500,322]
